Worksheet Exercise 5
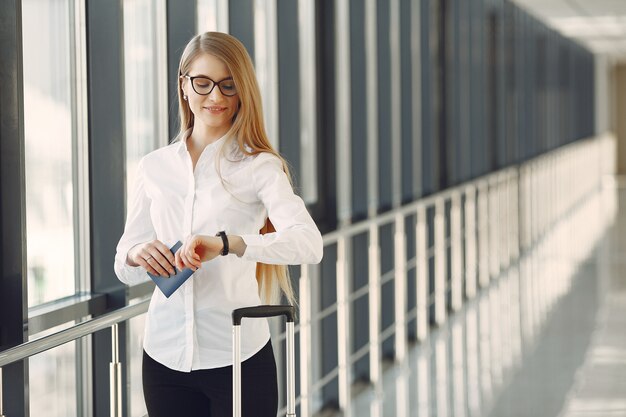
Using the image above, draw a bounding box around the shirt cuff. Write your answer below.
[239,234,265,261]
[114,257,150,286]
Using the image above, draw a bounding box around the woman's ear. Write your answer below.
[180,77,189,99]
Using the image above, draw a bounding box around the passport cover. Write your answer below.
[147,241,194,298]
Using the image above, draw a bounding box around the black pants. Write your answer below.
[142,341,278,417]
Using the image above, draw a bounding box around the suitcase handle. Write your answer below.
[232,305,297,417]
[232,305,295,326]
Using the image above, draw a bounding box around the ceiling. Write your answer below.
[512,0,626,60]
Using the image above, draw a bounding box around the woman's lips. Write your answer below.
[204,106,227,114]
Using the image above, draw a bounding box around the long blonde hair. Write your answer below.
[176,32,295,305]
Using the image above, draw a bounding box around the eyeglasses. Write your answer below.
[181,75,238,97]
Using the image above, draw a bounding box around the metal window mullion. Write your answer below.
[71,0,91,296]
[309,256,323,412]
[465,308,481,415]
[499,177,508,270]
[523,166,531,251]
[435,336,449,417]
[254,0,279,149]
[299,264,313,417]
[501,274,513,373]
[336,0,351,225]
[528,165,534,247]
[478,297,493,403]
[368,225,383,417]
[464,186,477,299]
[217,0,229,32]
[488,179,500,279]
[510,269,522,368]
[336,236,352,414]
[450,192,462,311]
[395,363,410,417]
[489,286,503,390]
[365,0,379,217]
[451,323,467,417]
[416,347,431,416]
[299,0,318,204]
[368,226,382,384]
[434,199,446,326]
[110,324,122,417]
[390,0,402,208]
[394,213,407,362]
[478,183,490,288]
[416,206,428,341]
[70,1,93,415]
[510,175,520,261]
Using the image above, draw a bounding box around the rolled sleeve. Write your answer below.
[239,153,323,265]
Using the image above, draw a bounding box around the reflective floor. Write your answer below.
[346,182,626,417]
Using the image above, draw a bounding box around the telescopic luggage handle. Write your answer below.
[232,305,297,417]
[232,305,295,325]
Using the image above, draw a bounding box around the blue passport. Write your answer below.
[147,241,194,298]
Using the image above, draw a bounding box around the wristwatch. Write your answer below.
[216,231,229,256]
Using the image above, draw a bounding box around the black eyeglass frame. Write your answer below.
[180,74,238,97]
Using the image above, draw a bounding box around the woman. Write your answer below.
[114,31,323,417]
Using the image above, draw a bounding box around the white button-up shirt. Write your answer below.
[114,132,323,371]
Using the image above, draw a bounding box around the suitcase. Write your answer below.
[232,305,297,417]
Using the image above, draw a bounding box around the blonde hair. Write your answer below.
[175,31,295,305]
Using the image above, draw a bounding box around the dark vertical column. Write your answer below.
[421,0,433,194]
[615,64,626,173]
[400,0,414,202]
[349,0,368,220]
[314,0,338,233]
[495,0,509,168]
[486,7,498,171]
[377,0,393,210]
[443,0,460,186]
[504,0,516,165]
[0,1,28,415]
[277,0,301,191]
[435,0,446,189]
[469,0,484,176]
[458,0,471,180]
[86,1,128,415]
[317,0,339,407]
[167,0,197,139]
[228,0,255,61]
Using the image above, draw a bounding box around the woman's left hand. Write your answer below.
[175,234,224,271]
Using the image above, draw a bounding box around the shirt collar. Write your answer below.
[176,128,233,157]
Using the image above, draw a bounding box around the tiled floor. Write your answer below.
[346,184,625,417]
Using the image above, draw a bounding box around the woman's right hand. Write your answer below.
[126,240,176,278]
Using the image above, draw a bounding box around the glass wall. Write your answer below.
[22,0,76,306]
[123,0,166,192]
[28,325,79,417]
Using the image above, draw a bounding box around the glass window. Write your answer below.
[123,0,165,193]
[22,0,76,306]
[29,325,78,417]
[198,0,218,32]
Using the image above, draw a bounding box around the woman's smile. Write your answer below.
[204,105,227,114]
